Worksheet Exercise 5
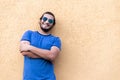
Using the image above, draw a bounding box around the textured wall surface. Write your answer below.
[0,0,120,80]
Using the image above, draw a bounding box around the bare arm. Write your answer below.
[20,41,60,61]
[29,46,60,61]
[21,51,40,58]
[20,41,41,58]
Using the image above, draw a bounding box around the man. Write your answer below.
[20,11,61,80]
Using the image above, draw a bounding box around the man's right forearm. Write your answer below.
[20,41,41,58]
[21,51,41,58]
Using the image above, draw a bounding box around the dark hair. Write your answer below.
[40,11,56,26]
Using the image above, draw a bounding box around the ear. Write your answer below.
[38,21,41,25]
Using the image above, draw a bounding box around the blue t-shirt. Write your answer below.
[21,30,61,80]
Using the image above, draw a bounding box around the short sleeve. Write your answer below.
[52,37,62,50]
[20,30,33,42]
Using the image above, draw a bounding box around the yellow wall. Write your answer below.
[0,0,120,80]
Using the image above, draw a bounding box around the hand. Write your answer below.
[21,51,29,56]
[20,43,31,52]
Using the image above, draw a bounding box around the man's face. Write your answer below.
[40,14,54,32]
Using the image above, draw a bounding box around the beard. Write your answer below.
[40,26,53,32]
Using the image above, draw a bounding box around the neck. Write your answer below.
[38,29,51,35]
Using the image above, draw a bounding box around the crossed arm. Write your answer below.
[20,41,60,61]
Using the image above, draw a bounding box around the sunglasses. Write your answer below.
[42,17,54,24]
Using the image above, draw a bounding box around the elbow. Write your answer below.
[21,52,26,56]
[48,52,59,61]
[45,51,59,61]
[48,55,56,62]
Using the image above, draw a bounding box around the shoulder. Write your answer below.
[50,35,61,41]
[50,35,61,44]
[50,35,62,50]
[24,30,38,34]
[24,30,33,33]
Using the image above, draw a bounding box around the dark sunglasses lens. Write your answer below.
[48,19,53,24]
[43,17,47,21]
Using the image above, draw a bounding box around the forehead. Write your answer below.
[43,14,54,19]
